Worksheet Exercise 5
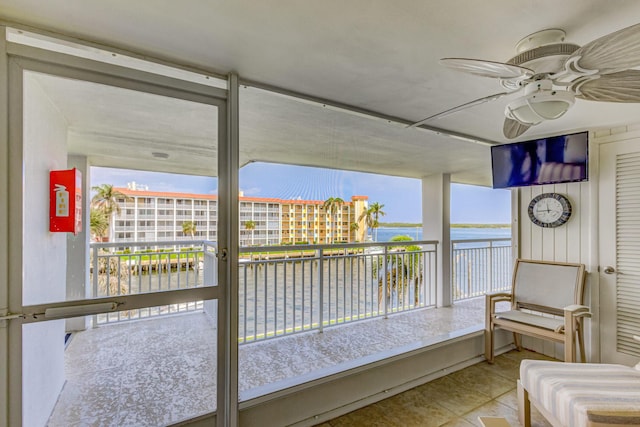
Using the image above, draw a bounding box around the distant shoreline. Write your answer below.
[379,223,510,228]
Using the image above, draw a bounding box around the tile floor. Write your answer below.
[47,297,514,426]
[317,349,555,427]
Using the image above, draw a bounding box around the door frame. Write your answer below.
[2,32,239,427]
[598,134,640,365]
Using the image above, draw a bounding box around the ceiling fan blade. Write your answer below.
[408,92,508,128]
[574,70,640,102]
[569,23,640,74]
[440,58,533,79]
[503,118,531,139]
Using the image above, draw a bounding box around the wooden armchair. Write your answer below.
[485,259,589,363]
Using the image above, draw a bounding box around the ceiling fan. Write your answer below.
[410,23,640,139]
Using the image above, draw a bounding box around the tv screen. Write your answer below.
[491,131,588,189]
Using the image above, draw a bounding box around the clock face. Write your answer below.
[528,193,572,228]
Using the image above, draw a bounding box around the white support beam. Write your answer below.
[0,25,9,427]
[66,155,91,332]
[422,174,451,307]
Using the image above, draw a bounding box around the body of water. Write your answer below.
[373,226,511,242]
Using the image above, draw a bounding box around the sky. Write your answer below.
[91,163,511,224]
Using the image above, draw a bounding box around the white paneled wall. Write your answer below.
[515,124,640,361]
[517,180,591,359]
[518,181,589,264]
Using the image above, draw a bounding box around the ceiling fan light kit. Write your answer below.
[505,79,575,125]
[413,23,640,138]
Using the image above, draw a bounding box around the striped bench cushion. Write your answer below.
[520,360,640,426]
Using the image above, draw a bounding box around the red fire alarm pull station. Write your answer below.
[50,168,82,235]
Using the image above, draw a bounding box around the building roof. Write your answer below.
[116,188,367,205]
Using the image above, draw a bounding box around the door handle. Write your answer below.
[603,266,616,274]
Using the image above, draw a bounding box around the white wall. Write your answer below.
[516,179,592,360]
[514,126,640,362]
[22,73,68,427]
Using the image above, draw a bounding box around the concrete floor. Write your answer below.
[46,297,517,426]
[319,349,555,427]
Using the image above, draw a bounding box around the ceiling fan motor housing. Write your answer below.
[503,30,580,126]
[505,79,575,125]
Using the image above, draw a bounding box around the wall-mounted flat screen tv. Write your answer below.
[491,131,588,189]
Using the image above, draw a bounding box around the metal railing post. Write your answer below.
[488,240,494,293]
[318,249,324,332]
[450,241,455,302]
[92,244,99,327]
[92,244,98,298]
[383,245,388,319]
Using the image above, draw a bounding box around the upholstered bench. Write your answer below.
[518,359,640,427]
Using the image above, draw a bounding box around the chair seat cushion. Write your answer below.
[495,310,563,331]
[520,360,640,426]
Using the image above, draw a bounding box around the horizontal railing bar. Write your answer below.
[91,239,215,249]
[239,240,438,253]
[452,238,511,244]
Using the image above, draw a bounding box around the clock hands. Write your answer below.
[536,203,550,214]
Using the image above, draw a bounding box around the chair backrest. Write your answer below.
[511,259,586,315]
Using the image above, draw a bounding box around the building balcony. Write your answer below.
[50,238,512,426]
[47,298,500,426]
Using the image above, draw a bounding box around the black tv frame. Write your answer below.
[491,131,589,189]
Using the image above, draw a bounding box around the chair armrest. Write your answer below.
[485,292,511,307]
[564,304,591,318]
[557,305,591,334]
[485,292,511,312]
[486,292,512,327]
[486,292,512,303]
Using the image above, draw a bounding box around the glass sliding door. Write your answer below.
[5,44,229,426]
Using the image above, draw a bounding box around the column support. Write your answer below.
[422,174,451,307]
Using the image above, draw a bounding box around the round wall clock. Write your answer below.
[528,193,572,228]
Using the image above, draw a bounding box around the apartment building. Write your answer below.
[112,187,369,245]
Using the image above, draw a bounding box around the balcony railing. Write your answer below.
[237,241,438,343]
[89,237,511,341]
[451,238,512,301]
[90,240,215,324]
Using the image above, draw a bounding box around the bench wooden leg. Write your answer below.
[564,324,577,363]
[485,327,495,364]
[518,380,531,427]
[513,332,521,351]
[578,326,586,363]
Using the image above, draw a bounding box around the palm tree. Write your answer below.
[378,234,422,308]
[91,184,129,215]
[91,184,131,241]
[350,222,360,242]
[322,197,344,243]
[244,220,256,245]
[182,220,197,238]
[359,202,386,242]
[90,207,109,241]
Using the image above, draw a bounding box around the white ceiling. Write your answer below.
[4,1,640,185]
